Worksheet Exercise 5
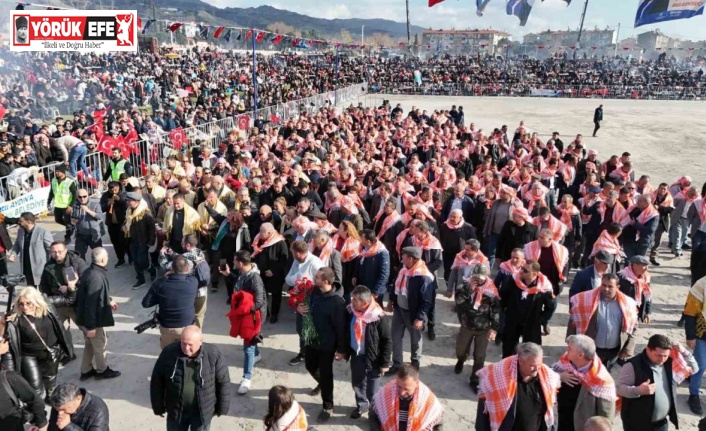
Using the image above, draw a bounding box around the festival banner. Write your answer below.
[10,9,138,52]
[0,187,51,218]
[635,0,705,28]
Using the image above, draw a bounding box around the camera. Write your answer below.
[134,315,159,334]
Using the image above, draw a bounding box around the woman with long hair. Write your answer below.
[264,385,308,431]
[0,286,73,401]
[333,221,361,303]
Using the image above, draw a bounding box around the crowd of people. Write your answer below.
[0,93,705,431]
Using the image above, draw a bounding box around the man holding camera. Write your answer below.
[142,255,199,349]
[75,247,121,380]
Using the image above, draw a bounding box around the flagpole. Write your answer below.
[252,32,258,120]
[577,0,590,45]
[335,46,340,105]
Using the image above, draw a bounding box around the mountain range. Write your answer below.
[102,2,428,39]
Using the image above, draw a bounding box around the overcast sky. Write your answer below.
[201,0,706,42]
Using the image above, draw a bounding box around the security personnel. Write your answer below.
[47,164,78,243]
[104,147,133,182]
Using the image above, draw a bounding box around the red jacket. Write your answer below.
[227,290,261,344]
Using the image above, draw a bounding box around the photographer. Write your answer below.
[142,255,199,349]
[38,241,88,359]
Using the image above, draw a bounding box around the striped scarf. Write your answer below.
[618,265,651,304]
[553,352,617,402]
[569,288,638,336]
[372,380,443,431]
[333,234,360,263]
[394,259,434,298]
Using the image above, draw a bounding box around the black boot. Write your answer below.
[427,324,436,341]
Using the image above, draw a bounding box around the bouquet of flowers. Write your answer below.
[287,277,319,346]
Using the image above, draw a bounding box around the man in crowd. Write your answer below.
[9,212,53,287]
[142,255,198,349]
[569,250,613,298]
[347,285,392,420]
[296,267,347,423]
[569,273,638,365]
[552,335,616,431]
[150,326,231,430]
[622,195,659,261]
[593,104,603,137]
[413,221,443,340]
[162,193,201,254]
[125,192,157,288]
[388,246,435,373]
[70,188,105,260]
[354,229,390,306]
[618,334,697,431]
[618,255,653,323]
[251,222,289,323]
[476,342,561,431]
[100,181,129,267]
[47,165,77,244]
[649,182,674,266]
[497,207,538,264]
[483,186,516,268]
[48,383,109,431]
[439,208,477,283]
[369,364,443,431]
[104,147,133,182]
[75,247,121,380]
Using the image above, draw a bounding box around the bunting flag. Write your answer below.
[0,104,5,122]
[198,24,208,38]
[476,0,493,16]
[167,22,183,32]
[256,31,266,42]
[245,29,253,40]
[142,19,156,34]
[506,0,535,26]
[429,0,445,5]
[224,29,232,42]
[213,26,225,39]
[635,0,705,28]
[236,29,242,40]
[273,34,284,44]
[270,114,281,123]
[137,17,142,29]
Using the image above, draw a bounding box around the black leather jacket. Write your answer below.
[38,251,88,308]
[1,304,74,373]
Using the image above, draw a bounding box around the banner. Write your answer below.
[530,88,561,97]
[635,0,705,28]
[0,187,51,218]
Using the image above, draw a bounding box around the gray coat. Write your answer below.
[71,200,105,242]
[11,225,53,284]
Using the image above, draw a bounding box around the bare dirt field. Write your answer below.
[3,96,706,431]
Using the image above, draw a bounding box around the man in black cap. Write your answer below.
[14,16,28,44]
[387,246,435,374]
[569,250,614,298]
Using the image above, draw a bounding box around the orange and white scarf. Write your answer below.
[377,211,402,239]
[444,215,465,230]
[395,228,413,256]
[618,266,652,304]
[556,203,580,231]
[532,215,568,242]
[590,229,622,260]
[598,201,630,227]
[635,204,660,225]
[513,271,554,299]
[269,401,308,431]
[477,356,560,431]
[413,233,443,251]
[251,232,285,257]
[360,240,387,259]
[394,259,434,298]
[569,288,638,336]
[653,192,674,209]
[553,353,617,402]
[471,278,500,310]
[451,250,489,271]
[694,198,706,225]
[524,187,548,214]
[372,379,444,431]
[670,349,695,384]
[333,234,360,263]
[310,237,334,266]
[347,299,385,355]
[498,260,524,277]
[523,241,568,282]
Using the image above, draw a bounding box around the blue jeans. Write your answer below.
[689,339,706,396]
[485,232,500,269]
[69,144,90,179]
[167,414,210,431]
[243,344,260,379]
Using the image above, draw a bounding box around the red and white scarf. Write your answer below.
[532,215,568,242]
[523,241,568,282]
[556,203,580,231]
[553,353,617,402]
[251,232,285,257]
[360,240,387,259]
[413,233,443,251]
[310,237,334,266]
[394,259,434,298]
[333,234,360,263]
[377,211,402,239]
[512,271,554,299]
[347,300,384,355]
[471,278,500,310]
[451,250,489,271]
[372,379,443,431]
[618,265,652,304]
[569,288,638,336]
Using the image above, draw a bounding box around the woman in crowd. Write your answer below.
[0,286,73,400]
[264,385,308,431]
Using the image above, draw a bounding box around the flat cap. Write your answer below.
[126,192,141,201]
[629,255,650,266]
[587,185,602,194]
[594,250,615,264]
[401,246,422,260]
[471,264,490,278]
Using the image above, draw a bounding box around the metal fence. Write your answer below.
[370,82,706,101]
[0,82,368,209]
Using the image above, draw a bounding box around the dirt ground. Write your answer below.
[3,96,706,430]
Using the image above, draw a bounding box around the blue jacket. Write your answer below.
[142,273,198,328]
[441,195,475,224]
[356,248,390,297]
[389,274,435,323]
[569,265,600,298]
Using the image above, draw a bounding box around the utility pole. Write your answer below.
[577,0,590,44]
[406,0,411,44]
[613,23,621,58]
[361,25,365,58]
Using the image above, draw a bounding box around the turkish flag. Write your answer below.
[256,31,266,42]
[137,17,142,29]
[0,104,5,122]
[270,114,281,124]
[213,26,225,39]
[97,136,118,157]
[429,0,445,5]
[237,115,250,130]
[169,127,186,150]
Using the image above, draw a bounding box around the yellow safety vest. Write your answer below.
[51,177,75,209]
[110,159,127,181]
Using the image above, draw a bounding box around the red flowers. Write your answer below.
[287,277,319,345]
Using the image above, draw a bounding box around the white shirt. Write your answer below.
[285,253,324,287]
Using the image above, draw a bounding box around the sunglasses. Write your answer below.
[78,195,88,198]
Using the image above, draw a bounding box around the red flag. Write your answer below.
[269,114,281,124]
[168,22,183,32]
[273,34,284,44]
[256,31,266,42]
[237,115,250,130]
[245,29,253,40]
[291,38,299,46]
[213,26,225,39]
[169,127,186,150]
[0,104,6,122]
[137,17,142,29]
[429,0,445,6]
[97,136,117,157]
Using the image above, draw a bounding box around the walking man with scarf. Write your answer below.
[346,285,392,420]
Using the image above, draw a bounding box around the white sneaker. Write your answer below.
[254,354,262,365]
[238,378,251,395]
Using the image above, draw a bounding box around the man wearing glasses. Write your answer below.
[70,189,105,261]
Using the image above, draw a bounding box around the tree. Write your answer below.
[498,37,512,46]
[339,29,352,43]
[267,21,295,36]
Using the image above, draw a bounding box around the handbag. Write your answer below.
[1,370,35,423]
[22,314,67,364]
